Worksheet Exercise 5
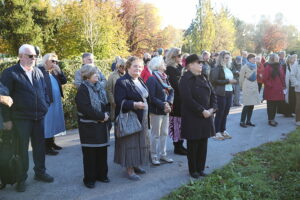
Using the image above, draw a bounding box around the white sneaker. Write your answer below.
[213,132,225,140]
[160,156,174,163]
[222,131,232,139]
[296,121,300,126]
[151,157,160,165]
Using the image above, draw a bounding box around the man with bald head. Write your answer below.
[1,44,53,192]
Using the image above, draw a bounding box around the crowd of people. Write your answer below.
[0,44,299,192]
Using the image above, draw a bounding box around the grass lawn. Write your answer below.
[164,129,300,200]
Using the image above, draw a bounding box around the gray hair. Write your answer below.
[216,50,231,68]
[202,50,211,57]
[82,53,93,59]
[41,53,58,67]
[148,56,164,71]
[165,47,181,67]
[116,58,126,69]
[81,64,98,80]
[19,44,35,55]
[268,53,279,64]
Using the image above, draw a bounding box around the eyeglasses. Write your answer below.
[51,60,59,64]
[177,54,182,58]
[25,54,37,59]
[224,57,231,60]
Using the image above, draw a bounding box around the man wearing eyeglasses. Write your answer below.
[0,44,53,192]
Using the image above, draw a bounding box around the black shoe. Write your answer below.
[240,122,247,128]
[84,181,95,189]
[0,183,6,190]
[246,122,255,127]
[198,171,207,177]
[34,173,54,183]
[97,177,110,183]
[46,148,59,156]
[190,172,200,178]
[134,167,146,174]
[174,141,187,155]
[15,181,26,192]
[52,143,62,150]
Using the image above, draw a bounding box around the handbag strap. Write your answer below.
[119,100,126,115]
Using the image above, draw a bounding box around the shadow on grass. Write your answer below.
[163,129,300,200]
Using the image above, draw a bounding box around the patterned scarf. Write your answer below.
[82,80,108,113]
[153,70,172,91]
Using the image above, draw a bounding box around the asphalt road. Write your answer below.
[0,103,297,200]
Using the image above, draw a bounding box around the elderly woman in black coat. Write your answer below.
[179,54,217,178]
[75,64,110,189]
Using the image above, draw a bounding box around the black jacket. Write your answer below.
[114,73,149,124]
[0,64,49,121]
[38,66,67,103]
[75,84,109,145]
[210,65,231,96]
[165,65,182,117]
[180,71,217,140]
[146,75,174,115]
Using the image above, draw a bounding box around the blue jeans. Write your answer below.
[214,92,233,133]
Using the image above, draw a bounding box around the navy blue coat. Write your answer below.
[38,66,67,103]
[180,71,217,140]
[114,73,149,124]
[0,64,49,121]
[146,75,174,115]
[0,82,9,129]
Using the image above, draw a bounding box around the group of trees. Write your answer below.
[0,0,183,59]
[184,0,300,56]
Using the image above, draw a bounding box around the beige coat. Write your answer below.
[239,65,260,106]
[290,63,300,93]
[106,70,123,121]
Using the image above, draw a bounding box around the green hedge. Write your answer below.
[0,58,113,130]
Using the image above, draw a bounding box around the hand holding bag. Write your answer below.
[115,100,142,138]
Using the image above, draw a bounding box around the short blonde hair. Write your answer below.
[41,53,58,67]
[148,56,164,71]
[81,64,98,80]
[165,47,181,66]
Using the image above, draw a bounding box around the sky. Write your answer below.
[143,0,300,30]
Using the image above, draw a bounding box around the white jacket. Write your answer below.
[290,63,300,93]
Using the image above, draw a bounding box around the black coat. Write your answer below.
[210,65,230,96]
[75,84,109,145]
[114,73,149,124]
[165,65,182,117]
[38,66,67,103]
[179,71,217,140]
[0,64,49,121]
[146,75,174,115]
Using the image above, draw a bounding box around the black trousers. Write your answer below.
[187,139,208,174]
[13,119,46,182]
[267,100,281,121]
[81,146,108,183]
[240,105,254,123]
[258,83,263,93]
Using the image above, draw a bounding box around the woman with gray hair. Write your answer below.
[165,47,187,155]
[38,53,67,155]
[210,51,237,140]
[75,64,110,188]
[146,56,174,165]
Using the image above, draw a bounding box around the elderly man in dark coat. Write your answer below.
[179,54,217,179]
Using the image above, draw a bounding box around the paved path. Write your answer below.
[0,103,297,200]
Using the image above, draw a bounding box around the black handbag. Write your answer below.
[0,130,23,189]
[115,100,143,138]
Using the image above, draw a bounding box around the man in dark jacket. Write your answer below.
[0,44,53,192]
[231,56,242,106]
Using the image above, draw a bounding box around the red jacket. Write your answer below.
[141,66,152,83]
[263,63,285,101]
[257,62,265,83]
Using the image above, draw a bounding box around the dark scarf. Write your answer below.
[82,80,108,113]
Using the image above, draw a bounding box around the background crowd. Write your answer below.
[0,44,299,192]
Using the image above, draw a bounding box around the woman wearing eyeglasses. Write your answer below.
[39,53,67,155]
[165,47,187,155]
[210,51,237,140]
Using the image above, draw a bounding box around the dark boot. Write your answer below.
[178,140,188,154]
[45,138,59,156]
[173,141,187,155]
[50,137,62,150]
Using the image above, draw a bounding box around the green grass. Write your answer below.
[163,129,300,200]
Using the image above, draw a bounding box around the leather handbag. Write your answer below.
[115,100,142,138]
